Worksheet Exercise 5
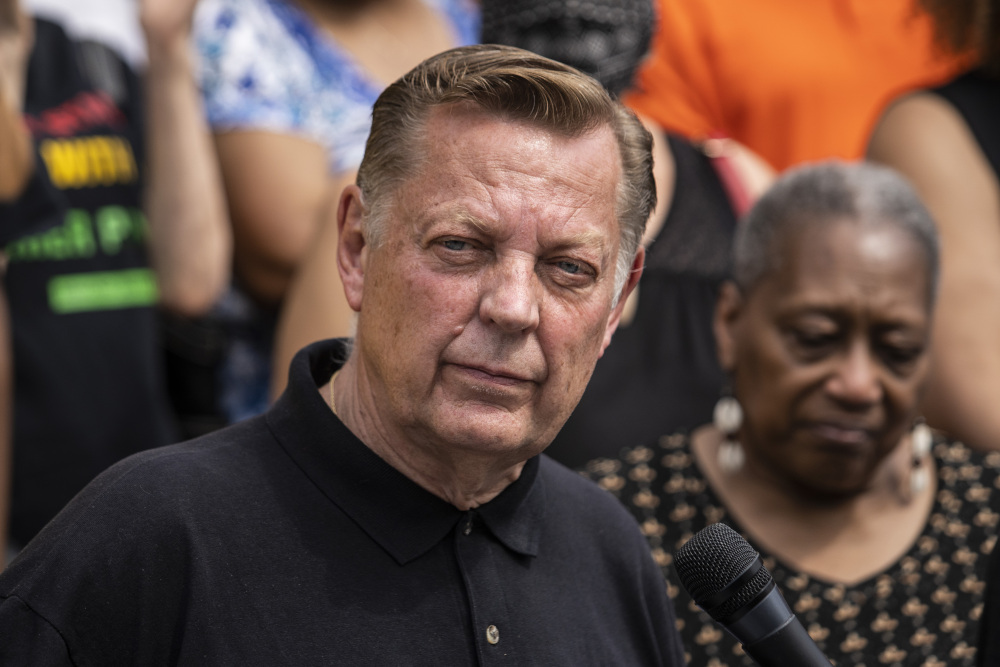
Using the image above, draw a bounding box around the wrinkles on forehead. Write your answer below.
[392,107,621,275]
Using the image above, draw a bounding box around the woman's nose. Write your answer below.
[826,342,883,407]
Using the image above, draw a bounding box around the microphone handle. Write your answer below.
[742,616,831,666]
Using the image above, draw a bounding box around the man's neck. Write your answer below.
[325,360,527,511]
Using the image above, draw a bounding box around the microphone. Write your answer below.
[673,523,831,666]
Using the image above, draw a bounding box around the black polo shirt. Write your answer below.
[0,339,684,665]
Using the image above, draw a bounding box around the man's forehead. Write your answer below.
[410,107,620,193]
[378,102,624,254]
[420,101,619,158]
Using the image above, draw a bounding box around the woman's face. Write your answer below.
[716,220,934,498]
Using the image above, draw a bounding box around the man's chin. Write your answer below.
[429,416,551,459]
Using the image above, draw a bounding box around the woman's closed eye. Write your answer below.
[790,328,838,350]
[878,341,925,370]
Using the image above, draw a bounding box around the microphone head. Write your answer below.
[674,523,775,624]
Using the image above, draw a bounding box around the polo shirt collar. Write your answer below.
[267,339,546,565]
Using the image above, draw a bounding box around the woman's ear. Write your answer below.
[714,281,744,373]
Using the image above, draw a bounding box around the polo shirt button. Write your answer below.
[486,624,500,645]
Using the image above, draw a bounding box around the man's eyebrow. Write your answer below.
[557,228,611,250]
[450,210,493,235]
[546,227,614,267]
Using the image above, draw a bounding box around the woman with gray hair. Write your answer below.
[583,162,999,666]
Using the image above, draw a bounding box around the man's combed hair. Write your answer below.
[733,161,941,302]
[356,44,655,298]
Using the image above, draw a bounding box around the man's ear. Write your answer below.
[337,185,367,312]
[600,247,645,355]
[714,280,744,372]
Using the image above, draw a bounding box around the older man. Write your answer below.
[0,45,684,664]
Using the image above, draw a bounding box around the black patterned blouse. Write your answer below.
[579,433,1000,666]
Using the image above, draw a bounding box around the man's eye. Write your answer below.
[441,239,470,251]
[557,260,582,275]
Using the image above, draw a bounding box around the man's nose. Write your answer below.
[826,342,883,407]
[479,258,541,333]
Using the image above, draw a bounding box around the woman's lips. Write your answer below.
[809,422,877,447]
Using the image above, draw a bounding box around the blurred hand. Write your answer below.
[0,0,16,31]
[140,0,200,53]
[0,0,32,200]
[0,0,32,112]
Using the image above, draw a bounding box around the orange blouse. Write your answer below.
[625,0,969,170]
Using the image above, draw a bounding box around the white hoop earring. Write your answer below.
[910,420,933,496]
[714,396,744,474]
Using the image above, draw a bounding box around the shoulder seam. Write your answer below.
[1,593,81,666]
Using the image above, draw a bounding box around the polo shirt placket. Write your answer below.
[455,510,520,664]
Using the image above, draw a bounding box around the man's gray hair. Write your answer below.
[733,161,940,302]
[356,44,655,300]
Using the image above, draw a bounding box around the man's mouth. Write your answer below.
[453,363,534,386]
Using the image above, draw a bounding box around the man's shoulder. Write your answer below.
[103,415,275,489]
[0,416,284,606]
[534,456,685,665]
[538,454,647,536]
[34,415,279,536]
[0,415,291,664]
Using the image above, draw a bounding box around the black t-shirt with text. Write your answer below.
[0,18,177,545]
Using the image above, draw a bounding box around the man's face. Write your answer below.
[348,105,638,463]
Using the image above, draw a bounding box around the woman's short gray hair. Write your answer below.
[355,44,655,300]
[733,161,940,303]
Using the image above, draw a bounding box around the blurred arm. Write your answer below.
[270,171,357,399]
[214,130,330,306]
[141,0,231,316]
[868,92,1000,451]
[0,2,31,202]
[0,84,30,202]
[0,0,32,560]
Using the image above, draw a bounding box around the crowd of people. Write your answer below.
[0,0,999,664]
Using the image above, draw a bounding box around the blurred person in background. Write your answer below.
[583,163,999,666]
[626,0,971,172]
[20,0,146,67]
[0,0,228,558]
[867,0,1000,454]
[194,0,479,419]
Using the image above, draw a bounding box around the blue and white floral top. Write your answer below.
[191,0,479,425]
[194,0,480,175]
